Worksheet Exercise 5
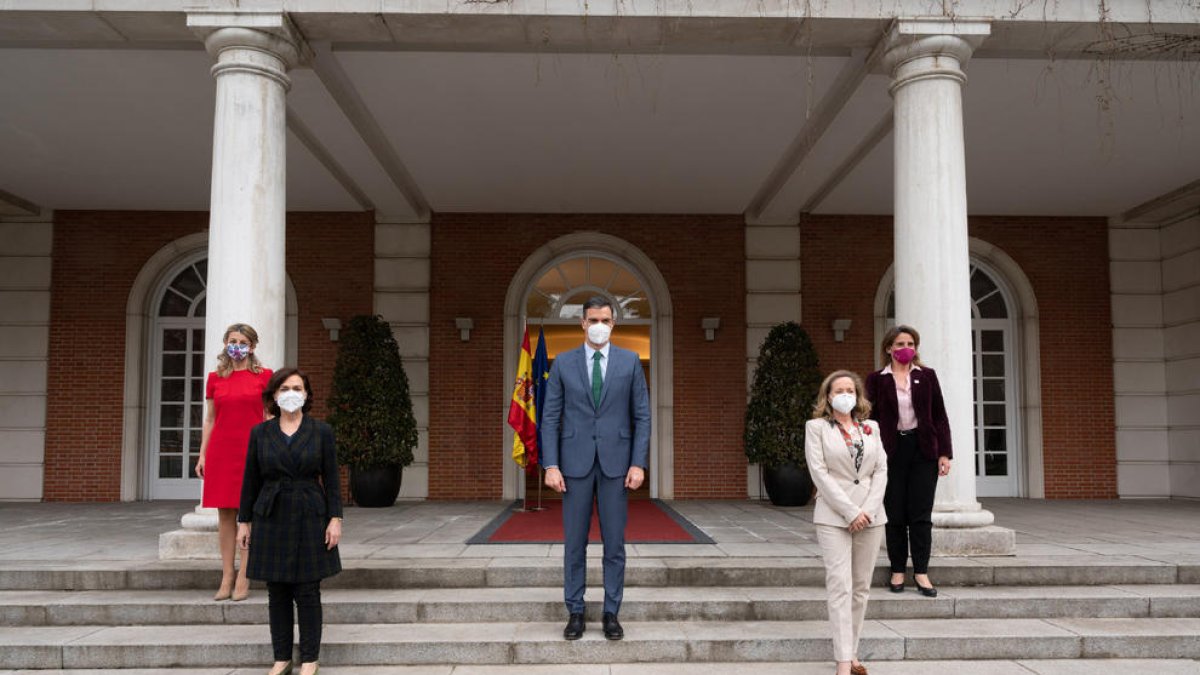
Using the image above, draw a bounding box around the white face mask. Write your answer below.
[276,390,306,414]
[586,322,612,346]
[830,393,857,415]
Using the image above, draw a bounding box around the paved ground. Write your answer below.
[2,663,1200,675]
[2,498,1199,563]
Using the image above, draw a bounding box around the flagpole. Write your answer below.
[536,466,544,512]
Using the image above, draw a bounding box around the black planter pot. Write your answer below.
[763,462,814,507]
[350,465,403,508]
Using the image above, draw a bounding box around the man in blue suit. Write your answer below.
[541,296,651,641]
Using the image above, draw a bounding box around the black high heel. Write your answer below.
[887,577,904,593]
[915,582,938,597]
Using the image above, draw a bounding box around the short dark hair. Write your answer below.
[263,367,314,416]
[582,295,615,315]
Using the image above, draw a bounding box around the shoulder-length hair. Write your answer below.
[263,367,314,416]
[215,323,266,377]
[812,369,872,422]
[879,324,925,368]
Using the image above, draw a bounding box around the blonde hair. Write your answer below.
[880,324,925,367]
[812,370,872,422]
[215,323,265,377]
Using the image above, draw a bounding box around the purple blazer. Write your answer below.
[865,366,953,461]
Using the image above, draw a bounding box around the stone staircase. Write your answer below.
[3,557,1200,670]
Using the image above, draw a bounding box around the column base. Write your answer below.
[932,525,1016,556]
[159,505,221,560]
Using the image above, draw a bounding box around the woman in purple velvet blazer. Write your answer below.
[864,325,952,598]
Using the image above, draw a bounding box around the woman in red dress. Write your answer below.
[195,323,273,601]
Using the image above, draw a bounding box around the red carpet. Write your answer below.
[480,500,708,544]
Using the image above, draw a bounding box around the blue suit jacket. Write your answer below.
[540,343,651,479]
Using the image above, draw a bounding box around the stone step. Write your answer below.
[5,618,1200,669]
[1,555,1193,591]
[3,585,1199,627]
[2,661,1200,675]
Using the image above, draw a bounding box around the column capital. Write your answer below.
[881,18,990,92]
[187,12,309,71]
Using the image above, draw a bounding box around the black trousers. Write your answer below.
[267,580,322,663]
[883,432,939,575]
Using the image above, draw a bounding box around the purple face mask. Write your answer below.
[892,347,916,364]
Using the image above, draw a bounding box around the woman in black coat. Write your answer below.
[865,325,952,599]
[237,367,342,675]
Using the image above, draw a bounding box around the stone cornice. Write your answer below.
[187,11,310,69]
[881,19,991,94]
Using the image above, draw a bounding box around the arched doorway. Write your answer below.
[523,253,653,500]
[504,232,673,500]
[122,235,298,501]
[875,245,1043,497]
[147,255,208,499]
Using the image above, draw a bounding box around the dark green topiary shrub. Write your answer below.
[744,322,822,469]
[328,315,418,470]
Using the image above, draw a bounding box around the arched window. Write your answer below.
[884,261,1021,497]
[149,256,208,499]
[525,254,653,361]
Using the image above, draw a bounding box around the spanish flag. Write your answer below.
[508,326,539,468]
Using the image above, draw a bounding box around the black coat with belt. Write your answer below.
[237,416,343,583]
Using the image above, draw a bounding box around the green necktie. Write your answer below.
[592,351,603,408]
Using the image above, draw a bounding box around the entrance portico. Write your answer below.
[0,3,1197,507]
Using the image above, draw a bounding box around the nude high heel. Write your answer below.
[213,576,233,601]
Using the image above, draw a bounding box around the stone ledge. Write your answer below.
[933,525,1016,557]
[157,529,219,561]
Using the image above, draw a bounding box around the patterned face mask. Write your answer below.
[225,343,251,361]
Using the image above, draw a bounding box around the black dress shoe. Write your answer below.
[915,583,938,598]
[888,581,905,593]
[602,612,624,641]
[563,613,585,640]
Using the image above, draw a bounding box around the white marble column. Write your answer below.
[161,14,303,558]
[191,13,302,369]
[884,19,1014,555]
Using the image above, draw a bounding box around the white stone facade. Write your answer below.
[0,216,51,501]
[1111,190,1200,500]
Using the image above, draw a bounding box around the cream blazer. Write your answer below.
[804,418,888,528]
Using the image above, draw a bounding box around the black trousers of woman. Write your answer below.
[267,581,322,663]
[883,432,939,575]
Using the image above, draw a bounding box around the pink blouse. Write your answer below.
[884,364,920,431]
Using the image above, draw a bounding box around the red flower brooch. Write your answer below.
[862,425,872,436]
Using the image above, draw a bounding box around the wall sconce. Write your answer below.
[321,317,342,342]
[455,317,474,342]
[701,317,721,342]
[831,318,852,343]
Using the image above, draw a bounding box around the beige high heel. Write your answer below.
[268,660,293,675]
[213,576,234,601]
[231,577,250,601]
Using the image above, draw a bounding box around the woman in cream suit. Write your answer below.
[806,370,888,675]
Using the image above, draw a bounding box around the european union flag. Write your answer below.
[531,325,550,467]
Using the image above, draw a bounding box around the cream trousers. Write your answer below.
[815,523,885,662]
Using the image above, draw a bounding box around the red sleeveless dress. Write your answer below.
[201,368,273,508]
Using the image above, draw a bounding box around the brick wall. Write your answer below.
[972,217,1116,499]
[43,211,373,501]
[429,214,747,500]
[799,215,1115,499]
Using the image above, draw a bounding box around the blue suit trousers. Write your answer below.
[562,457,627,615]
